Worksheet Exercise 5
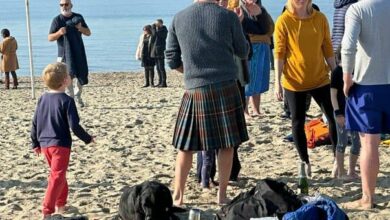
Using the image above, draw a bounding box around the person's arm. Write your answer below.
[67,99,92,144]
[274,59,284,101]
[273,17,287,101]
[30,108,40,149]
[231,12,249,59]
[322,15,336,71]
[48,18,66,42]
[165,17,183,73]
[75,16,91,36]
[341,6,360,97]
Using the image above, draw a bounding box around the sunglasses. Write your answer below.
[60,3,69,7]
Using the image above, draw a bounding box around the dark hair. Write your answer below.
[1,29,10,37]
[143,25,152,34]
[156,19,163,24]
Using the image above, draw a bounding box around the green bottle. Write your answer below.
[297,162,309,195]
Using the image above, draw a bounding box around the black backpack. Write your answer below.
[118,181,181,220]
[215,178,302,220]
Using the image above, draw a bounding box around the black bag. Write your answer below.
[215,178,302,220]
[118,181,181,220]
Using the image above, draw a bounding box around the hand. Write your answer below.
[243,0,262,16]
[176,66,184,73]
[343,73,353,97]
[234,7,244,22]
[335,115,345,128]
[58,27,67,35]
[75,23,82,31]
[34,148,41,156]
[274,82,283,101]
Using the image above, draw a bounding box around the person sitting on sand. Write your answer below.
[330,47,361,180]
[166,0,249,206]
[30,62,94,219]
[136,25,156,87]
[341,0,390,210]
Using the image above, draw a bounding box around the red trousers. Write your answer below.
[42,146,71,215]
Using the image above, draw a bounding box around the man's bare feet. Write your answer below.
[173,194,183,207]
[342,199,374,210]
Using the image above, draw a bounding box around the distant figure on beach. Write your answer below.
[31,62,94,219]
[136,25,156,87]
[274,0,337,177]
[330,47,361,180]
[341,0,390,210]
[243,0,274,118]
[48,0,91,107]
[0,29,19,89]
[166,0,249,206]
[151,19,168,87]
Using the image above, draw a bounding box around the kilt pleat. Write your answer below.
[172,80,249,151]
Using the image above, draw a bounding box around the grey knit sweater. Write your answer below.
[165,2,249,89]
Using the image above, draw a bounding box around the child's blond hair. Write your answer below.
[42,62,68,90]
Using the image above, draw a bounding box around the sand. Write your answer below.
[0,71,389,220]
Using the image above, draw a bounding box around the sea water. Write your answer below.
[0,0,333,76]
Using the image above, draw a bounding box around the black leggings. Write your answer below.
[284,84,337,164]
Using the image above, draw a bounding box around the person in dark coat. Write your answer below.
[136,25,156,87]
[48,0,91,107]
[151,19,168,87]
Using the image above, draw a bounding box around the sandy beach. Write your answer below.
[0,71,389,220]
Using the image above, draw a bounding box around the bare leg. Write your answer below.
[348,154,359,178]
[172,150,193,206]
[244,97,251,119]
[344,133,380,209]
[336,152,345,178]
[252,94,261,116]
[217,148,233,204]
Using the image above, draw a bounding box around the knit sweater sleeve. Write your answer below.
[30,99,41,149]
[341,5,360,74]
[67,99,92,144]
[231,13,249,59]
[321,15,334,59]
[165,16,183,69]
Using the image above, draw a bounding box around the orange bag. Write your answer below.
[304,118,330,149]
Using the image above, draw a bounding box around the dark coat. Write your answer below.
[151,25,168,58]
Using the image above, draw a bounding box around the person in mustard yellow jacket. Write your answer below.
[0,29,19,89]
[273,0,337,177]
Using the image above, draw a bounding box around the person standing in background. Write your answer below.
[0,29,19,89]
[152,19,168,87]
[274,0,337,177]
[331,0,357,54]
[243,0,274,118]
[166,0,249,205]
[48,0,91,107]
[341,0,390,210]
[136,25,156,87]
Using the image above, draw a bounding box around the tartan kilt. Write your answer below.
[172,80,249,151]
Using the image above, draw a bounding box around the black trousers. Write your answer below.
[284,84,337,164]
[155,58,166,85]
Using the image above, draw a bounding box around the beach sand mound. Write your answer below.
[0,71,389,219]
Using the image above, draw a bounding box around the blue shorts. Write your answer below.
[346,84,390,134]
